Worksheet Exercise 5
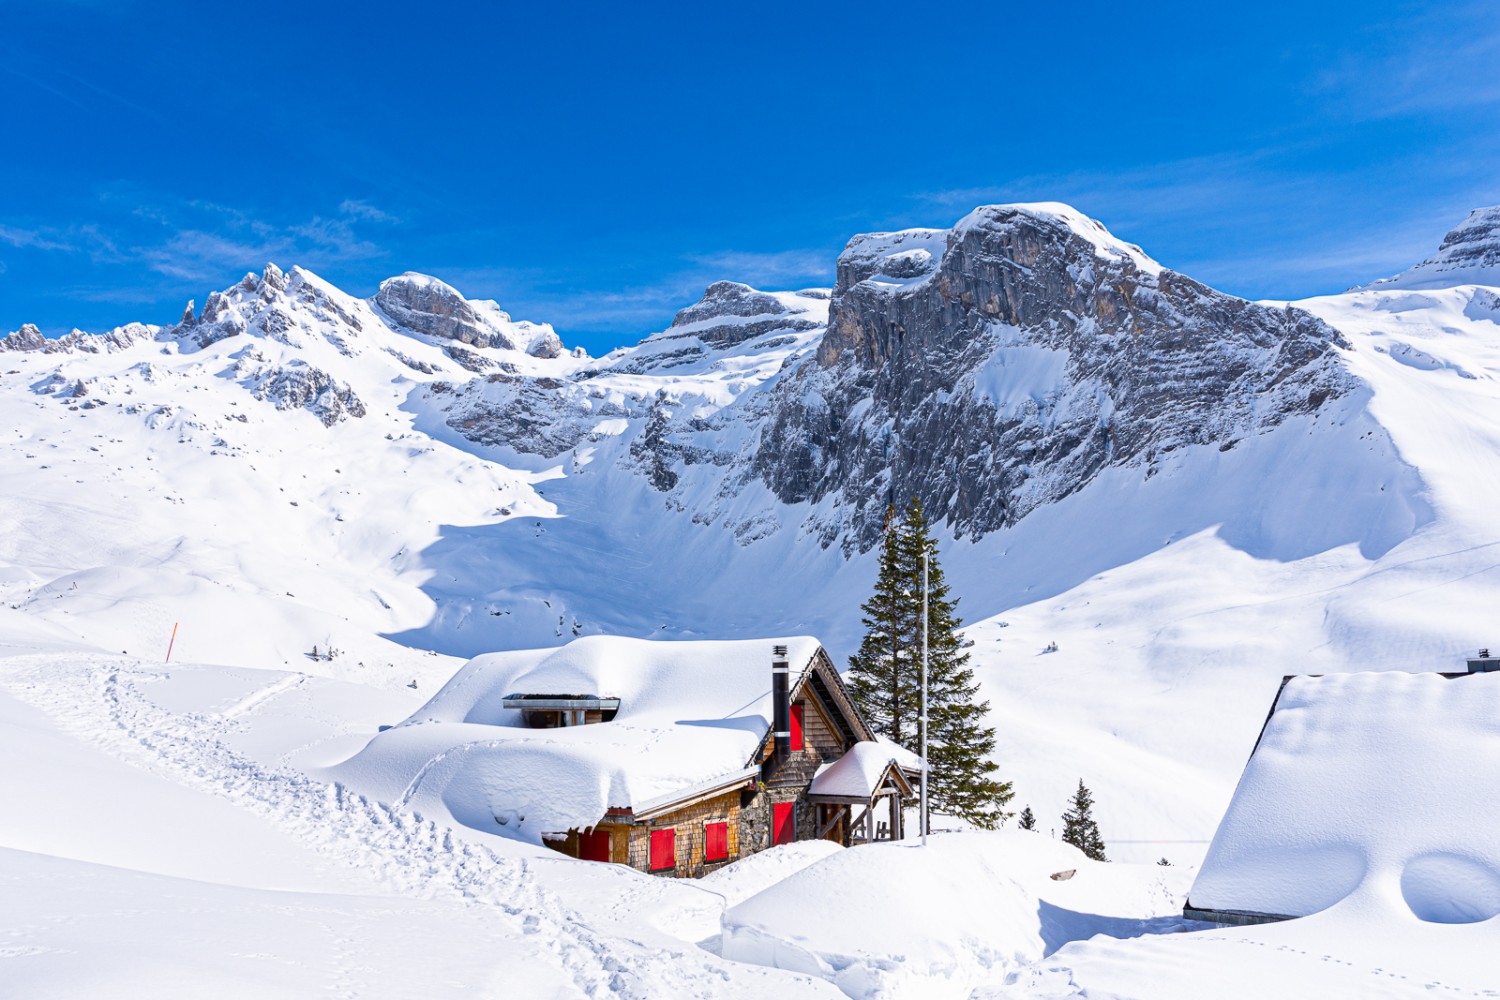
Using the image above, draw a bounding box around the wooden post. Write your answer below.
[164,622,179,663]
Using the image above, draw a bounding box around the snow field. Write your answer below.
[0,651,840,998]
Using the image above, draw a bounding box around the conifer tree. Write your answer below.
[1061,779,1107,861]
[1018,805,1036,831]
[848,497,1013,829]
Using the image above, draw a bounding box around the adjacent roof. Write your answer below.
[330,635,830,842]
[1187,670,1500,924]
[808,740,918,801]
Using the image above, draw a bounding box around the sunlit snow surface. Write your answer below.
[4,212,1500,994]
[1190,670,1500,923]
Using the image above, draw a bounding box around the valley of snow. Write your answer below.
[4,205,1500,996]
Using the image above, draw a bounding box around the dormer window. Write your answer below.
[501,693,621,728]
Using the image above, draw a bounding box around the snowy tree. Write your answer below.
[1061,779,1107,861]
[848,497,1013,829]
[1018,805,1036,831]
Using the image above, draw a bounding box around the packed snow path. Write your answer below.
[0,654,836,998]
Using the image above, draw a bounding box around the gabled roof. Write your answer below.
[332,635,859,843]
[808,741,918,802]
[1186,670,1500,925]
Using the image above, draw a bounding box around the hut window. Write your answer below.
[772,802,796,846]
[649,828,677,871]
[579,830,611,863]
[790,702,805,752]
[704,821,729,862]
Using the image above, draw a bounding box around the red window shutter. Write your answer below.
[649,828,677,871]
[772,802,796,845]
[579,830,611,862]
[705,821,729,862]
[790,702,804,752]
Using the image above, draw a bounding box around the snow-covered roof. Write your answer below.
[331,635,828,842]
[1188,670,1500,923]
[807,740,916,800]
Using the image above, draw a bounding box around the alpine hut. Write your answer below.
[339,635,921,877]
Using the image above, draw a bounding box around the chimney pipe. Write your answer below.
[772,644,791,760]
[1468,648,1499,673]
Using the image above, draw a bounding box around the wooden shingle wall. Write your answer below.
[629,789,743,877]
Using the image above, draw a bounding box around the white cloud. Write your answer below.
[339,199,398,223]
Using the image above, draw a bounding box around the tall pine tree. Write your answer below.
[1061,779,1107,861]
[848,504,921,749]
[848,497,1014,829]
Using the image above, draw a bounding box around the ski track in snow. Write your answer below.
[217,672,306,719]
[0,655,770,998]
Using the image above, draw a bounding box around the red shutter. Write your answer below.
[772,802,796,845]
[579,830,611,862]
[649,828,677,871]
[790,702,804,752]
[705,821,729,862]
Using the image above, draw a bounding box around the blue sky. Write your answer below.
[2,1,1498,356]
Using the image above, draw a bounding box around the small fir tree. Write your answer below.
[1061,779,1107,861]
[848,504,920,748]
[848,497,1014,829]
[1018,805,1036,831]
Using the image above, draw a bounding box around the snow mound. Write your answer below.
[721,830,1188,999]
[1189,670,1500,922]
[700,840,845,908]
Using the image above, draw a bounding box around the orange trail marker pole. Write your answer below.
[165,622,179,663]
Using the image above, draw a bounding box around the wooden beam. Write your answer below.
[817,803,846,840]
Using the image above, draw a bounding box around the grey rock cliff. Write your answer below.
[375,273,517,350]
[750,205,1353,551]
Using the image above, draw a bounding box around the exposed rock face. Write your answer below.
[0,324,48,352]
[248,361,367,426]
[526,328,565,359]
[375,273,517,350]
[750,204,1354,551]
[666,281,820,348]
[1377,206,1500,288]
[1,322,157,354]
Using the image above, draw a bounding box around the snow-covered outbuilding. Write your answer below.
[337,635,920,877]
[1184,656,1500,926]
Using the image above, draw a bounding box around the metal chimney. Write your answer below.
[772,644,791,759]
[1468,648,1499,673]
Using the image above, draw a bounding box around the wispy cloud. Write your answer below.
[338,199,398,223]
[103,195,393,284]
[686,248,833,289]
[0,223,76,252]
[1308,3,1500,120]
[429,246,834,339]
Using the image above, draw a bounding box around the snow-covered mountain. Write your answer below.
[4,202,1500,866]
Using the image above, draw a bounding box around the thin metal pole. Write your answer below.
[920,548,929,846]
[164,622,179,663]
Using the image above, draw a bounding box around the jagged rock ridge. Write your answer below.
[742,204,1354,551]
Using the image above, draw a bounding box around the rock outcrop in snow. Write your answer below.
[1374,205,1500,289]
[749,204,1354,550]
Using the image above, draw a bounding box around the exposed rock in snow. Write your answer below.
[1372,205,1500,290]
[1,321,158,354]
[246,360,367,426]
[375,272,517,350]
[1,323,50,352]
[752,203,1354,551]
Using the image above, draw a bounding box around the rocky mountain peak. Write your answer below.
[1371,206,1500,290]
[766,201,1351,551]
[373,272,511,350]
[1431,205,1500,268]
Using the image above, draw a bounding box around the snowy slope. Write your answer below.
[4,203,1500,996]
